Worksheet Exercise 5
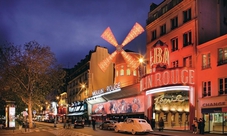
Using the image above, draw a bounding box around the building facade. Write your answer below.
[144,0,227,133]
[197,34,227,134]
[66,45,114,121]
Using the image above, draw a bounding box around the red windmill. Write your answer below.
[98,22,145,72]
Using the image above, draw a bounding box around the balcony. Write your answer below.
[202,64,211,70]
[217,59,227,66]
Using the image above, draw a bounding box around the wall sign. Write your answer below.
[202,102,226,107]
[140,68,195,91]
[92,82,121,96]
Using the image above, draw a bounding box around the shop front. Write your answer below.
[91,95,145,125]
[200,96,227,134]
[67,101,88,123]
[141,41,195,130]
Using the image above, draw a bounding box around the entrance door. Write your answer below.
[224,113,227,134]
[204,113,209,132]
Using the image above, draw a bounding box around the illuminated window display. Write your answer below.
[204,113,227,134]
[153,91,189,130]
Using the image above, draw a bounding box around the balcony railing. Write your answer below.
[217,58,227,66]
[202,64,211,70]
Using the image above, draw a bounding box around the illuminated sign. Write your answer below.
[202,102,226,107]
[141,68,195,91]
[154,94,185,106]
[9,107,15,127]
[92,82,121,96]
[68,101,87,113]
[150,47,169,67]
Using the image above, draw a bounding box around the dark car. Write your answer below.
[74,120,84,128]
[99,120,117,130]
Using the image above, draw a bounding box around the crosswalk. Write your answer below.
[20,127,92,136]
[49,129,92,136]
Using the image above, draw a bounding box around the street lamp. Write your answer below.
[138,56,146,78]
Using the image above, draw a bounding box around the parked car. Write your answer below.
[74,120,84,128]
[114,118,153,135]
[99,120,117,130]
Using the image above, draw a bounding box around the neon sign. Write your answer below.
[92,82,121,96]
[154,94,186,106]
[140,68,195,91]
[150,47,169,67]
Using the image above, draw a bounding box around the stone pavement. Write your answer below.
[152,129,224,136]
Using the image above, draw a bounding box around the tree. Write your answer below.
[0,41,65,128]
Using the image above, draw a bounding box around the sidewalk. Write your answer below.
[151,129,224,136]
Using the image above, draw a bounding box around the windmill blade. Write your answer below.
[98,51,118,72]
[121,50,140,70]
[121,22,145,46]
[101,27,119,47]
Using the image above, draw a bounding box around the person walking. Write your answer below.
[200,118,205,134]
[92,118,96,130]
[192,117,198,134]
[63,118,67,128]
[158,117,164,131]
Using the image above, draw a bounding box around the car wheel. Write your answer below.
[114,126,119,132]
[131,129,136,135]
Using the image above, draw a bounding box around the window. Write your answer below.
[133,70,137,76]
[202,53,211,69]
[183,31,192,47]
[202,81,211,97]
[153,12,158,19]
[160,24,166,36]
[171,16,178,30]
[218,47,227,65]
[183,56,192,67]
[219,78,227,95]
[183,8,191,23]
[120,69,124,76]
[126,68,130,75]
[172,60,178,68]
[151,30,157,41]
[171,37,178,51]
[173,0,181,6]
[162,5,168,14]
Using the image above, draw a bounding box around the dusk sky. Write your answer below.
[0,0,162,68]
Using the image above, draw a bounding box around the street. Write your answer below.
[0,122,220,136]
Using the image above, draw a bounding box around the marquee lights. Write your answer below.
[146,86,190,95]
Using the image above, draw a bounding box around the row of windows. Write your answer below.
[69,73,88,88]
[202,47,227,70]
[116,69,137,76]
[202,77,227,97]
[171,56,192,68]
[151,8,192,42]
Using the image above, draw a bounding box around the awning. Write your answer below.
[102,83,140,100]
[67,112,84,116]
[86,96,107,105]
[91,114,107,117]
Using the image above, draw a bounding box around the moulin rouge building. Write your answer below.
[144,0,227,134]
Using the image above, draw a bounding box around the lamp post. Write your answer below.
[139,56,146,78]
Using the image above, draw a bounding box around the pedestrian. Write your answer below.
[92,118,96,130]
[158,117,164,131]
[192,117,198,134]
[200,118,205,134]
[63,118,67,128]
[68,118,71,129]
